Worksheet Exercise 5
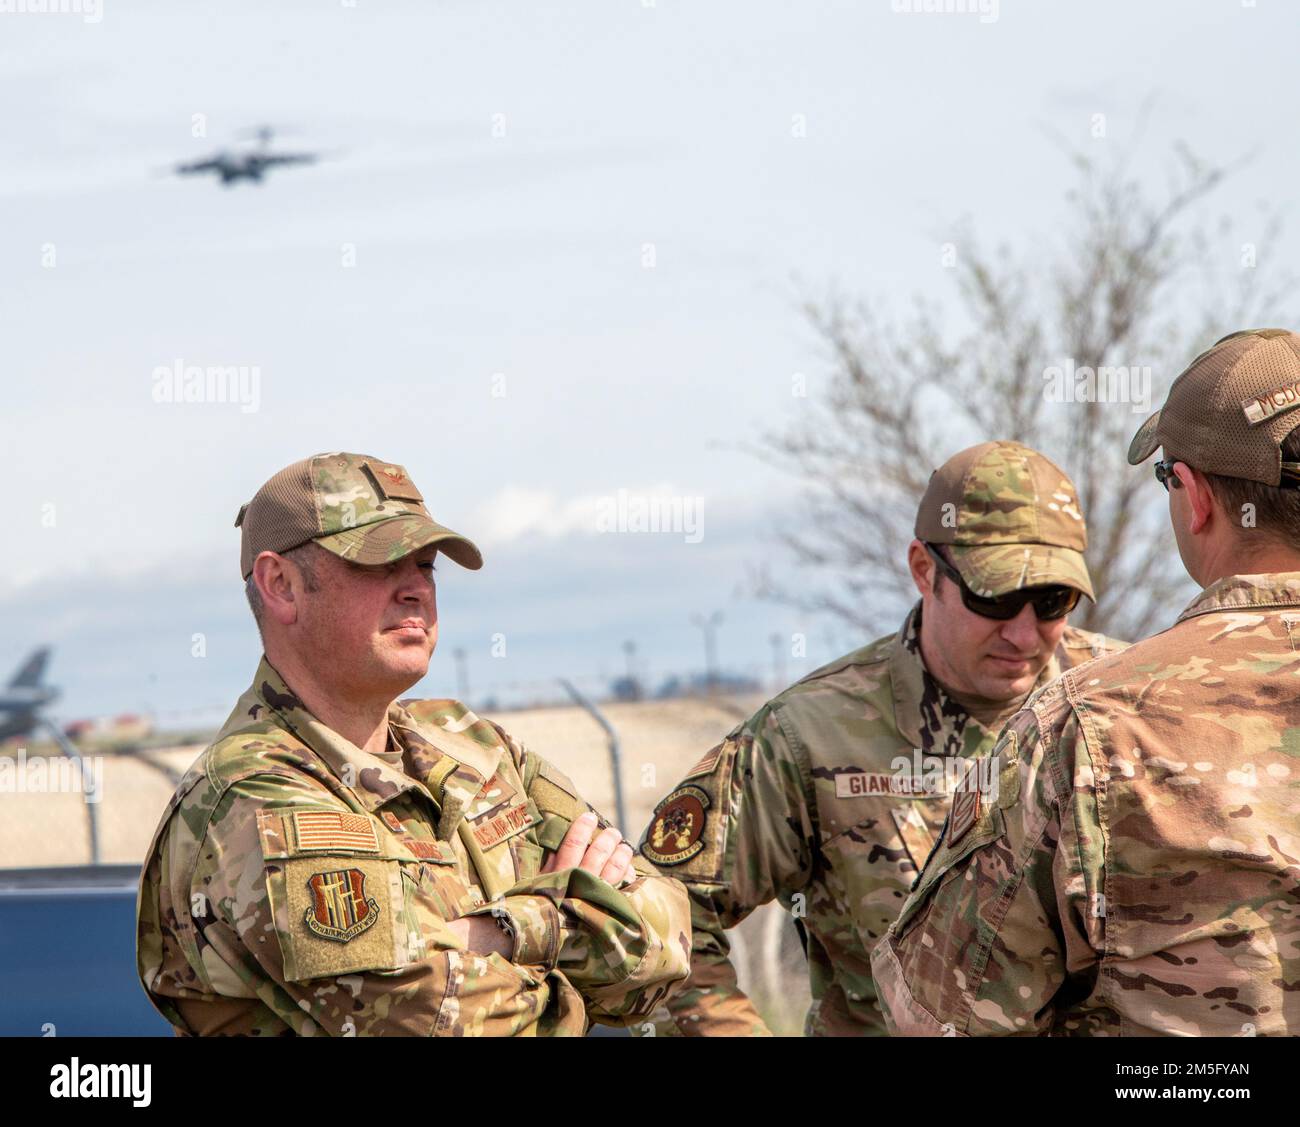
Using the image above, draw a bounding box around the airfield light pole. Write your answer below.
[622,640,641,700]
[770,632,787,692]
[558,678,627,834]
[41,719,100,866]
[691,611,724,695]
[454,648,470,706]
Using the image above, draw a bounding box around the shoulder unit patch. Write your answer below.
[642,784,711,866]
[304,868,380,944]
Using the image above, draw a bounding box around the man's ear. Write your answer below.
[907,539,934,600]
[1173,463,1216,535]
[252,551,300,627]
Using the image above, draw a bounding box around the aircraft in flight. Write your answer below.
[171,126,321,187]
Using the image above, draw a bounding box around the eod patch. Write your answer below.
[643,785,710,866]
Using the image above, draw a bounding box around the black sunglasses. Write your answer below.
[1158,456,1300,491]
[924,543,1081,622]
[1153,459,1183,491]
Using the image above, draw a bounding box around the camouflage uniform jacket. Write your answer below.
[137,657,691,1036]
[641,604,1124,1036]
[872,573,1300,1037]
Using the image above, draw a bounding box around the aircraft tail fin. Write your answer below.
[8,647,51,689]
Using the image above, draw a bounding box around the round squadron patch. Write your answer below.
[643,785,711,866]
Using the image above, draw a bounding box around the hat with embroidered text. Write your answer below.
[1128,328,1300,486]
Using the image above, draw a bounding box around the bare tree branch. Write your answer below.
[756,145,1296,640]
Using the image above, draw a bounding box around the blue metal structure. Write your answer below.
[0,864,170,1036]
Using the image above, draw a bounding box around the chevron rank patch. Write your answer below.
[946,775,982,847]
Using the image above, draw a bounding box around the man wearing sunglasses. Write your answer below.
[874,328,1300,1037]
[639,440,1126,1036]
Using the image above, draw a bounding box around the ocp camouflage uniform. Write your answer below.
[641,605,1125,1036]
[137,658,691,1036]
[872,574,1300,1037]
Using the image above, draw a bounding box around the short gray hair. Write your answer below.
[245,542,324,635]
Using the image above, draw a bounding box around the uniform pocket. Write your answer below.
[820,795,949,949]
[257,807,418,982]
[891,806,1005,942]
[887,799,946,879]
[533,812,570,852]
[510,838,544,882]
[268,855,410,982]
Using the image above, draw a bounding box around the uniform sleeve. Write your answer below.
[638,706,817,1037]
[182,774,581,1036]
[505,743,693,1026]
[869,702,1099,1036]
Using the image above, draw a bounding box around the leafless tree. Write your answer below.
[757,144,1295,640]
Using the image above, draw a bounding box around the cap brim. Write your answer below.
[1127,409,1162,465]
[949,543,1095,601]
[314,515,483,571]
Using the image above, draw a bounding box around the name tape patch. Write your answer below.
[1243,382,1300,426]
[834,771,947,799]
[470,801,536,850]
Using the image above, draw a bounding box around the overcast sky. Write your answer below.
[2,0,1296,727]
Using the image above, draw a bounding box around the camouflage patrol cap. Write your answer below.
[1127,328,1300,485]
[236,453,483,579]
[914,440,1094,600]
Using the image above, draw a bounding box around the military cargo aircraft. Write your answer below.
[0,647,58,742]
[171,126,320,187]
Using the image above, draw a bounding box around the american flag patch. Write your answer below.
[290,810,380,854]
[684,746,722,780]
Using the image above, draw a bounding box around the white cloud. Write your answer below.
[474,487,599,544]
[475,483,707,545]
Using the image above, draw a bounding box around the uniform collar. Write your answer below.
[388,707,504,837]
[1176,572,1300,622]
[890,603,956,749]
[889,602,1065,752]
[228,656,501,833]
